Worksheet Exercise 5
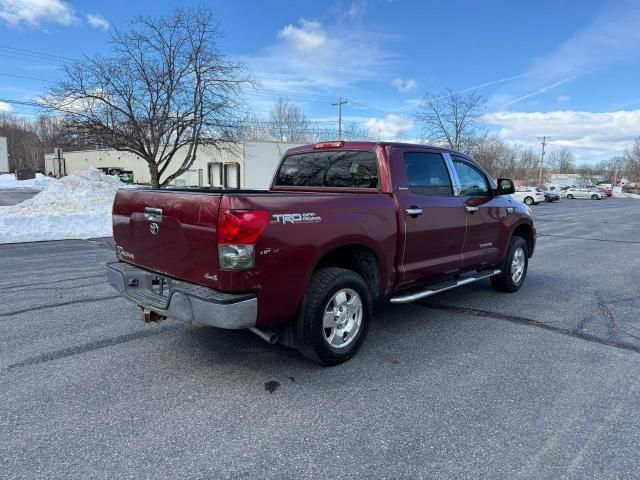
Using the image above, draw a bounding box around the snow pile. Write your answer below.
[0,173,57,190]
[614,192,640,199]
[0,168,128,243]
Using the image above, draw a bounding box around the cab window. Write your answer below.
[451,157,491,197]
[402,151,453,196]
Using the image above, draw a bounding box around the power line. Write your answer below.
[0,72,54,83]
[0,44,78,62]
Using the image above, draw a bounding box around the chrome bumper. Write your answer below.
[106,262,257,329]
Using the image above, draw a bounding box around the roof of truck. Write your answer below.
[286,141,459,156]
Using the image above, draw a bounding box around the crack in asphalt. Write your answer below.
[420,302,640,354]
[537,233,640,244]
[0,294,122,319]
[2,274,106,291]
[7,324,185,370]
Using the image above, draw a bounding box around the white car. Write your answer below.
[512,187,545,205]
[564,187,606,200]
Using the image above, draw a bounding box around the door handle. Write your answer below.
[405,207,423,217]
[464,206,479,213]
[144,207,163,222]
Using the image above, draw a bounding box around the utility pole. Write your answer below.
[332,97,348,140]
[537,136,549,186]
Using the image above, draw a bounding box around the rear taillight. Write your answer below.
[217,209,269,271]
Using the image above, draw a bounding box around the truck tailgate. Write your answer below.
[112,189,222,287]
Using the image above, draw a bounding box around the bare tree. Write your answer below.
[268,97,310,142]
[240,113,272,141]
[342,122,373,141]
[415,89,486,151]
[0,113,45,171]
[624,136,640,183]
[547,146,575,173]
[43,7,250,188]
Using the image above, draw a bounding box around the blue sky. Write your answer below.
[1,0,640,162]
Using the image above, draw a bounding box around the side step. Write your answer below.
[390,269,501,304]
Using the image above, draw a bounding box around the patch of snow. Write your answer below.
[0,168,129,243]
[613,192,640,199]
[0,173,57,190]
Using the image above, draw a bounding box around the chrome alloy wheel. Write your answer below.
[322,288,363,349]
[511,247,526,284]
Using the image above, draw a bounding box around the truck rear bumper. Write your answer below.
[106,261,257,329]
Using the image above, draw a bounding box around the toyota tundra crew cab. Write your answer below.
[107,141,535,365]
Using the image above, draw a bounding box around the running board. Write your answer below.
[389,269,502,304]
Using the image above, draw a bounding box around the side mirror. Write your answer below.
[497,178,515,195]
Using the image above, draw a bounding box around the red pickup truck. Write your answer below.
[107,141,535,365]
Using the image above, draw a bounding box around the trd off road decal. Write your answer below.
[271,212,322,224]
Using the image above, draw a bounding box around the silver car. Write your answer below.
[564,187,606,200]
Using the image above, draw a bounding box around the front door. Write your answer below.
[390,148,467,288]
[450,156,508,270]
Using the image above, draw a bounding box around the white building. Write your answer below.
[0,136,8,173]
[45,140,303,189]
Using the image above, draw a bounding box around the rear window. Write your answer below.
[275,150,379,188]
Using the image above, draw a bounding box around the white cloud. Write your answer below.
[556,95,571,103]
[86,13,109,30]
[278,19,326,52]
[482,109,640,160]
[0,101,12,112]
[245,18,396,94]
[0,0,76,27]
[364,114,413,139]
[391,78,416,93]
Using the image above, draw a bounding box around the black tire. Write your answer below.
[491,236,529,293]
[299,267,372,366]
[567,194,574,199]
[545,196,551,203]
[524,196,534,206]
[591,194,598,200]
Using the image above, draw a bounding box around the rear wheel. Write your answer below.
[524,196,534,206]
[567,194,574,199]
[545,196,552,203]
[299,267,372,366]
[491,236,528,293]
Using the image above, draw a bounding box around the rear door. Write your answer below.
[389,147,466,287]
[450,155,507,270]
[112,189,223,288]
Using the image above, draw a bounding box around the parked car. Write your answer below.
[535,187,560,202]
[597,187,613,197]
[564,187,606,200]
[513,187,545,205]
[107,141,535,365]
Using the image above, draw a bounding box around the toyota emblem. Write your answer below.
[149,222,159,235]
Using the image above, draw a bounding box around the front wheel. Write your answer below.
[591,194,598,200]
[567,194,574,199]
[524,196,534,206]
[299,267,372,366]
[491,236,529,293]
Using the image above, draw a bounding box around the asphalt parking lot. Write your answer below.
[1,198,639,479]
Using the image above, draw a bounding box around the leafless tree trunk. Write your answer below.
[43,7,250,188]
[415,89,486,152]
